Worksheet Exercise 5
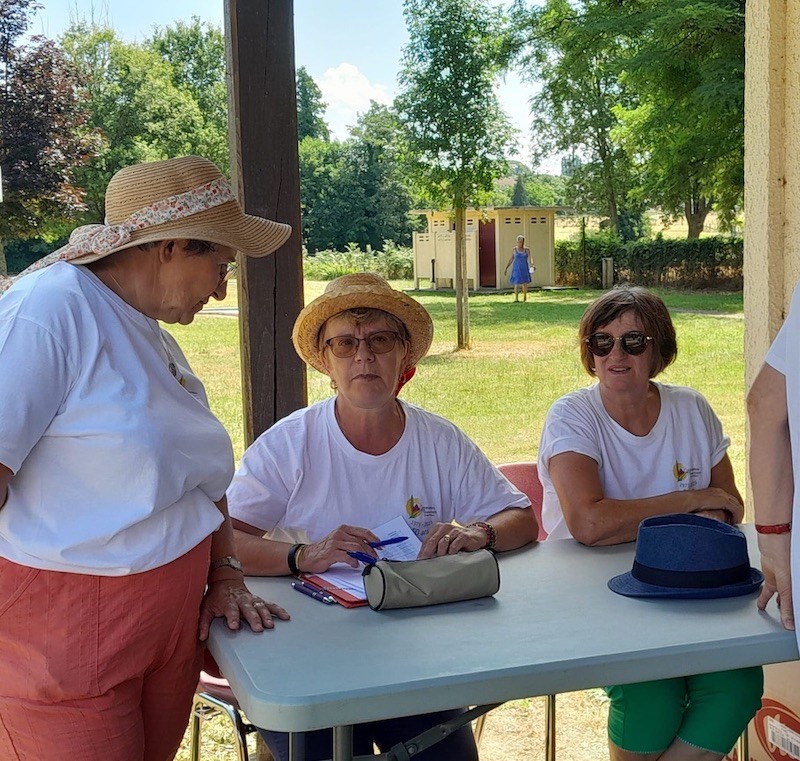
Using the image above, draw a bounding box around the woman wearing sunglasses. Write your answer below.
[537,286,762,761]
[227,272,537,761]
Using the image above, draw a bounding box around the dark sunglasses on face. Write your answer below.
[324,330,401,358]
[585,331,652,357]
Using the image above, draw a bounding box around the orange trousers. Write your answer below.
[0,536,211,761]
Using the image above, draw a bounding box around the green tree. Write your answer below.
[296,66,330,142]
[298,104,413,252]
[61,23,206,221]
[511,175,530,206]
[148,17,229,171]
[298,136,347,251]
[610,0,744,237]
[346,103,414,249]
[512,0,638,237]
[0,1,98,273]
[397,0,515,349]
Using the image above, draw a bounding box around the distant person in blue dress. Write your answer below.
[504,234,533,302]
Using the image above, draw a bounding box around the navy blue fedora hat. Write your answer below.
[608,514,764,599]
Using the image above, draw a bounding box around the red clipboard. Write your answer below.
[298,573,368,608]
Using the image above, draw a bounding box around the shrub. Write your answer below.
[554,234,742,289]
[303,242,413,281]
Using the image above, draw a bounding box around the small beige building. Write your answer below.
[411,207,558,290]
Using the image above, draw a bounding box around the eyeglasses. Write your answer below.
[585,331,652,357]
[220,261,238,283]
[324,330,402,358]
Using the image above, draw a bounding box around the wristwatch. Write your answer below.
[209,555,243,573]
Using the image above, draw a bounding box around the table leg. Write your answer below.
[333,725,354,761]
[288,731,306,761]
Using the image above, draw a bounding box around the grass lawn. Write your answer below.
[169,281,746,489]
[170,281,745,761]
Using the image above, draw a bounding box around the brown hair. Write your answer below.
[317,308,410,355]
[578,286,677,378]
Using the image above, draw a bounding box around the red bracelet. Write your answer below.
[467,521,496,549]
[755,523,792,535]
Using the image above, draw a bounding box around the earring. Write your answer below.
[330,379,338,390]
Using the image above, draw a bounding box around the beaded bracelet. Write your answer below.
[287,543,306,574]
[755,523,792,535]
[467,521,497,549]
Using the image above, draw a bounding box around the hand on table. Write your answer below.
[198,578,290,641]
[757,533,794,630]
[693,508,732,524]
[418,522,487,559]
[300,524,380,572]
[689,487,744,524]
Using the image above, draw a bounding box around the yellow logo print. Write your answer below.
[673,461,687,482]
[406,496,421,518]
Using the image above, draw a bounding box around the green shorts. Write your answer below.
[605,667,763,755]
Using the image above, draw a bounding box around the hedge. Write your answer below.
[555,234,743,290]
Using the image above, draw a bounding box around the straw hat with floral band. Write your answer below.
[292,273,434,387]
[0,155,292,296]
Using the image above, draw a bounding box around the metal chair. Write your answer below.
[473,461,555,761]
[189,652,269,761]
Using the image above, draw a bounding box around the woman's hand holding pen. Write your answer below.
[418,522,487,559]
[298,524,380,572]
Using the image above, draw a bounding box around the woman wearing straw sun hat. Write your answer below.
[0,155,291,760]
[227,272,537,761]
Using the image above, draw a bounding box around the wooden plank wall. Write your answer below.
[225,0,307,445]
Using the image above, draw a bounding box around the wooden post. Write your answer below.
[225,0,306,445]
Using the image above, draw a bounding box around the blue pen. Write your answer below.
[367,536,409,548]
[292,581,336,605]
[347,550,378,565]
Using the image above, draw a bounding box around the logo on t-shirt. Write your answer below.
[406,495,421,519]
[673,460,701,489]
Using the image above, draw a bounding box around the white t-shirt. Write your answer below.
[227,397,529,542]
[765,280,800,651]
[0,262,233,575]
[538,382,730,541]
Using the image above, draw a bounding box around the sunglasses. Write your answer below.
[220,261,238,283]
[324,330,402,358]
[585,331,652,357]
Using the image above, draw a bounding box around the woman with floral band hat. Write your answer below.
[227,272,538,761]
[0,155,291,760]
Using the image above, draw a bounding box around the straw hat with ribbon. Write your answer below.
[292,273,434,376]
[0,155,292,295]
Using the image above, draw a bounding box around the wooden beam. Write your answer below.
[225,0,306,445]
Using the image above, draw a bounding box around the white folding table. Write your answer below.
[209,525,798,760]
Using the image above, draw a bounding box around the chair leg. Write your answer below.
[472,713,487,746]
[545,694,556,761]
[736,725,748,761]
[194,692,251,761]
[189,695,203,761]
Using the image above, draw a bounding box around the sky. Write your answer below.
[29,0,559,173]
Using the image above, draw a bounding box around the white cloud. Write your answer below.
[318,63,392,139]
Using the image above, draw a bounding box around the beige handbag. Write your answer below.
[362,549,500,611]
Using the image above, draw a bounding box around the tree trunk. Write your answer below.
[685,195,712,239]
[0,237,6,277]
[453,205,471,350]
[596,134,619,236]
